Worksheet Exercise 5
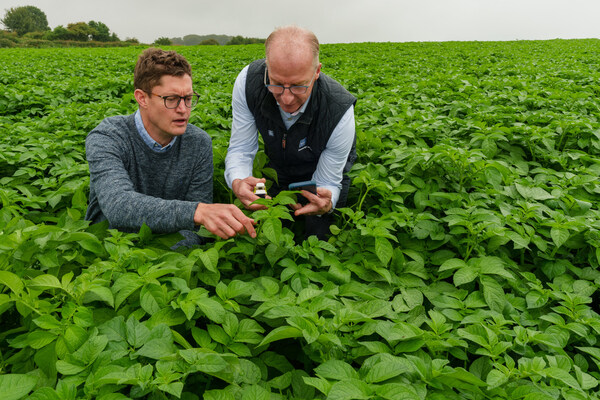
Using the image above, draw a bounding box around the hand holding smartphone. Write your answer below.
[288,180,317,204]
[288,180,317,194]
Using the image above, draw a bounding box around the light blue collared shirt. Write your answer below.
[224,65,355,208]
[135,110,177,153]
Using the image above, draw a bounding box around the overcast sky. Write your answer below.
[2,0,599,44]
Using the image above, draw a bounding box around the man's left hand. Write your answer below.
[291,187,333,216]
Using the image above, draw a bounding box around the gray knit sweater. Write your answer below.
[85,114,213,233]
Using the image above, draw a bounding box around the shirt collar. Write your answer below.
[134,109,177,153]
[277,93,312,119]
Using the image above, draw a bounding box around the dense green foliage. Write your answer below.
[2,40,600,399]
[1,6,49,36]
[154,37,174,46]
[225,36,265,46]
[1,6,124,48]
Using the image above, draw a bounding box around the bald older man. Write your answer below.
[224,26,357,240]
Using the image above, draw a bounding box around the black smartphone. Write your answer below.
[288,180,317,204]
[288,180,317,194]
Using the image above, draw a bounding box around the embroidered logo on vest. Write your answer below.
[298,137,310,151]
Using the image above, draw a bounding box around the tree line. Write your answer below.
[0,6,133,48]
[1,6,265,48]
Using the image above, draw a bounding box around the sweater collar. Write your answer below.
[134,110,177,153]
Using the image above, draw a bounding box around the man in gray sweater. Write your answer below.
[85,48,256,240]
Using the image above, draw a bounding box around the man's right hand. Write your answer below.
[232,177,269,210]
[194,203,256,239]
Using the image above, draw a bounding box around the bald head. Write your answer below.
[265,26,320,69]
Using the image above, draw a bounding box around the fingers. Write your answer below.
[244,176,266,186]
[294,189,332,216]
[195,203,256,239]
[230,206,257,238]
[233,177,269,210]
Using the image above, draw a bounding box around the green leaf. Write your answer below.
[28,274,62,290]
[479,257,514,280]
[195,296,226,324]
[125,316,150,348]
[56,360,86,375]
[261,218,282,243]
[315,360,359,380]
[208,324,230,345]
[198,248,219,273]
[265,243,288,266]
[33,314,62,330]
[303,376,332,396]
[158,382,183,398]
[268,371,292,390]
[439,258,467,272]
[140,284,163,315]
[515,183,554,200]
[526,291,548,309]
[238,359,262,384]
[0,374,38,400]
[78,238,104,254]
[21,330,58,349]
[113,273,144,309]
[544,366,580,390]
[146,307,187,328]
[550,227,569,248]
[135,337,176,359]
[286,316,320,344]
[375,383,421,400]
[179,349,229,373]
[454,266,478,286]
[480,275,505,312]
[505,231,530,249]
[83,285,114,307]
[327,379,371,400]
[0,271,24,294]
[401,288,423,309]
[28,387,62,400]
[375,321,422,344]
[363,355,412,383]
[241,384,270,400]
[375,237,393,265]
[72,331,108,365]
[258,326,303,347]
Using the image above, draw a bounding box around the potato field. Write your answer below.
[2,40,600,399]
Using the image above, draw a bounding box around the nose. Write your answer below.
[175,98,188,112]
[279,89,295,105]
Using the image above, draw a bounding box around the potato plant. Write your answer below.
[2,40,600,399]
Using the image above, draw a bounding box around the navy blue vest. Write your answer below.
[245,59,357,187]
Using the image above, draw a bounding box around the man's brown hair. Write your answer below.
[134,48,192,92]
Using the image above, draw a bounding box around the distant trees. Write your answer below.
[169,34,266,46]
[226,35,265,45]
[153,37,172,46]
[45,21,119,42]
[88,21,117,42]
[1,6,49,36]
[1,6,123,45]
[200,38,219,46]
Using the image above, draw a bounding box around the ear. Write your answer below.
[134,89,149,108]
[315,62,322,80]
